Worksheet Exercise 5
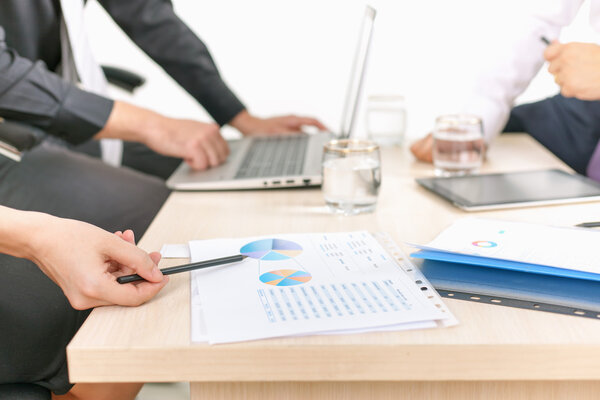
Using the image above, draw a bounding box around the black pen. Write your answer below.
[117,254,248,284]
[575,221,600,228]
[541,36,551,46]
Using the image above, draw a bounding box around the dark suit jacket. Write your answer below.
[0,0,245,144]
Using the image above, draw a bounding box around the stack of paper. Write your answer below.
[411,218,600,281]
[178,231,456,344]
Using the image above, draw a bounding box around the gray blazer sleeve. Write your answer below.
[0,27,114,144]
[98,0,246,126]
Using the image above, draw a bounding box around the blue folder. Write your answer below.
[415,257,600,319]
[411,249,600,282]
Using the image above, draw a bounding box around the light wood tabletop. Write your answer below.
[67,135,600,399]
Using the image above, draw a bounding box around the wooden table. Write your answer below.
[68,135,600,399]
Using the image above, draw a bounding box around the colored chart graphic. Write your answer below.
[259,269,312,286]
[472,240,497,248]
[241,239,303,261]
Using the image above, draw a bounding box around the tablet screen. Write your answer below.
[417,169,600,209]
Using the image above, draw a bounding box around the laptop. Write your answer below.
[167,6,376,191]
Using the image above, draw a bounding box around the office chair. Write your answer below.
[0,66,144,400]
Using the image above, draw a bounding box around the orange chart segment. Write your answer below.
[260,269,312,286]
[277,250,303,258]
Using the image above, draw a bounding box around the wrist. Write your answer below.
[229,109,257,135]
[95,101,169,146]
[0,207,57,261]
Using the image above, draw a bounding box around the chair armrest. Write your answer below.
[0,119,44,161]
[101,66,146,93]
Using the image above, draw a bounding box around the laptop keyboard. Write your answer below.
[235,136,309,179]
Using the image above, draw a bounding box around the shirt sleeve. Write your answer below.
[461,0,585,144]
[98,0,246,126]
[0,27,114,145]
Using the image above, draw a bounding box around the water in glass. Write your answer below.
[433,115,484,177]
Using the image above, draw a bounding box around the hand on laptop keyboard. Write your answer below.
[97,101,230,171]
[229,110,327,135]
[146,118,230,171]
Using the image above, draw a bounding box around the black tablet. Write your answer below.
[416,169,600,211]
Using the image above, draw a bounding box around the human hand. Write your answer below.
[230,109,327,136]
[545,41,600,100]
[146,117,230,171]
[31,216,168,310]
[410,133,434,163]
[96,101,229,171]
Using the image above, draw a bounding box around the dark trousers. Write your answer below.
[503,94,600,175]
[0,139,179,394]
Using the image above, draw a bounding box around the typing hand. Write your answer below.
[230,109,327,135]
[545,41,600,100]
[410,133,434,163]
[32,216,168,309]
[146,118,230,171]
[96,101,229,171]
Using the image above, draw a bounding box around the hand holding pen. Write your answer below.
[541,36,600,100]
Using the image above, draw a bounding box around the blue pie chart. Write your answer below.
[240,239,303,261]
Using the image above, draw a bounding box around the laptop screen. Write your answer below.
[338,6,376,139]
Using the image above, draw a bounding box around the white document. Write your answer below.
[416,218,600,273]
[190,231,451,344]
[160,243,191,259]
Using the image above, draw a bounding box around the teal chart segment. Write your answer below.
[240,239,303,261]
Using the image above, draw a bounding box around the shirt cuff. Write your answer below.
[461,94,511,145]
[50,86,114,145]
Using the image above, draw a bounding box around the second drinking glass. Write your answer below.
[433,114,484,177]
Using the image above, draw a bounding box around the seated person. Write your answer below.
[410,0,600,179]
[0,205,168,399]
[0,0,324,397]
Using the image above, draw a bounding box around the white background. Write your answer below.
[85,0,600,141]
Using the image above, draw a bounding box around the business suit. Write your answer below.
[0,0,244,394]
[503,94,600,175]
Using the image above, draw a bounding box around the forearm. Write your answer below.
[98,0,245,126]
[0,206,52,261]
[0,28,113,144]
[462,4,582,143]
[94,101,166,144]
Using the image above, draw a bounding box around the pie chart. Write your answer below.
[240,238,303,261]
[472,240,497,248]
[259,269,312,286]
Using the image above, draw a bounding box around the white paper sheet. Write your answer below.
[190,231,449,344]
[160,244,190,259]
[416,218,600,274]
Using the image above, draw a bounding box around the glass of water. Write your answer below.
[321,139,381,215]
[433,114,484,177]
[366,95,406,146]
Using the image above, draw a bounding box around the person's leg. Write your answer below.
[0,140,171,234]
[75,140,182,180]
[121,141,182,180]
[502,94,600,175]
[52,383,143,400]
[0,255,91,395]
[0,141,171,395]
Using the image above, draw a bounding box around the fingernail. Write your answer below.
[153,265,162,279]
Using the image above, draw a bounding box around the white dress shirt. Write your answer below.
[60,0,122,166]
[463,0,600,143]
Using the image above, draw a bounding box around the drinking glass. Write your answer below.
[321,139,381,215]
[432,114,484,177]
[366,95,406,146]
